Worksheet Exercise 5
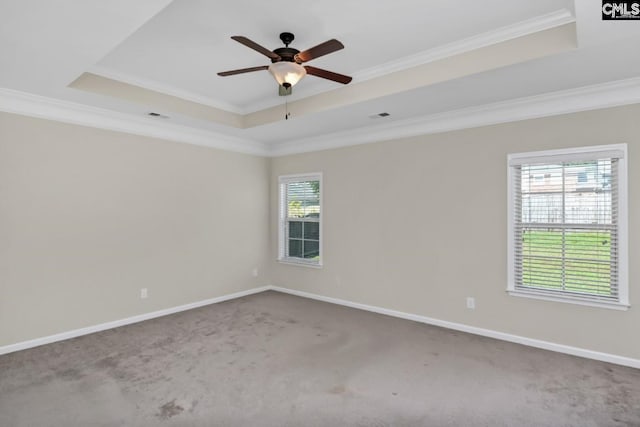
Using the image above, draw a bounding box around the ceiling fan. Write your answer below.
[217,32,352,95]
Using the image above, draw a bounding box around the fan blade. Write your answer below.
[217,65,269,76]
[304,66,352,84]
[231,36,281,61]
[295,39,344,63]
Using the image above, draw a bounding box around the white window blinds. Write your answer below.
[508,145,628,308]
[278,174,322,266]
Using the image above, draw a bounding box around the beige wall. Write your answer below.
[2,104,639,361]
[269,105,640,360]
[0,112,269,346]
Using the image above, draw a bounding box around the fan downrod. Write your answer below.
[273,32,299,62]
[279,32,294,47]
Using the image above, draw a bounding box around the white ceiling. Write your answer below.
[94,0,573,112]
[1,0,640,154]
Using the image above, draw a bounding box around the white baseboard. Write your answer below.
[0,286,270,356]
[270,286,640,369]
[3,284,639,369]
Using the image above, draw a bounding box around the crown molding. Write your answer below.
[3,76,640,159]
[268,76,640,156]
[354,9,575,84]
[0,88,268,156]
[90,65,246,115]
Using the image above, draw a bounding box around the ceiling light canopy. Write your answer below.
[268,61,307,88]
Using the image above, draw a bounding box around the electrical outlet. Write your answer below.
[140,288,148,299]
[466,297,475,309]
[252,268,259,277]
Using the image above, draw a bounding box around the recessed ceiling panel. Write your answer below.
[95,0,572,112]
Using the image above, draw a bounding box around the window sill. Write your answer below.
[507,289,629,311]
[277,258,323,269]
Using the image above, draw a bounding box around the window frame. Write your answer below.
[278,172,323,268]
[507,144,628,310]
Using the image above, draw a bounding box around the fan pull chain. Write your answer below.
[285,96,290,120]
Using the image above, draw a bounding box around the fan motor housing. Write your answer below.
[273,47,300,63]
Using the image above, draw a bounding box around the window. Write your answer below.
[507,144,628,309]
[278,173,322,266]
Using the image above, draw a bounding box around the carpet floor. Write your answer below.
[1,290,639,426]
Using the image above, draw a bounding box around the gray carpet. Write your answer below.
[1,291,639,426]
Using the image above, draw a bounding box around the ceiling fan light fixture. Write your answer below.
[268,61,306,87]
